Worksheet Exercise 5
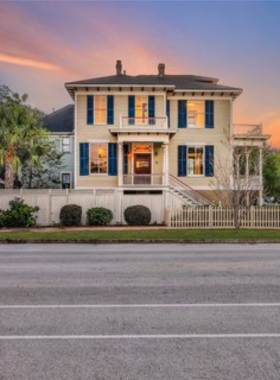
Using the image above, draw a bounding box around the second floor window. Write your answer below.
[95,95,107,124]
[188,101,205,128]
[135,95,148,124]
[62,137,71,153]
[90,143,107,174]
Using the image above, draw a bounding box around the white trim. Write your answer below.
[74,91,168,96]
[74,92,77,188]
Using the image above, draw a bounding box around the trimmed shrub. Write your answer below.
[60,204,82,226]
[124,205,151,226]
[0,198,39,228]
[87,207,113,226]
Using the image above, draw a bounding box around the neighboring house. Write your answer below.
[64,60,269,205]
[44,105,74,189]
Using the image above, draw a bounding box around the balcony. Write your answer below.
[233,124,270,146]
[233,124,263,136]
[121,116,168,129]
[109,116,176,140]
[123,174,166,186]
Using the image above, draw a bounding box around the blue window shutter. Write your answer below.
[166,100,170,128]
[87,95,94,125]
[107,95,114,125]
[128,95,135,125]
[108,143,118,176]
[205,145,214,176]
[178,100,187,128]
[205,100,214,128]
[178,145,187,177]
[123,144,129,174]
[80,143,89,176]
[148,95,155,125]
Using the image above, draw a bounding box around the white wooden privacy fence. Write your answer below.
[0,189,165,226]
[167,206,280,228]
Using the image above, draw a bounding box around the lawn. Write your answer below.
[0,228,280,242]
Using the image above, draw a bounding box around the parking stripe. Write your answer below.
[0,303,280,309]
[0,334,280,340]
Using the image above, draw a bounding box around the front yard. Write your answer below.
[1,228,280,242]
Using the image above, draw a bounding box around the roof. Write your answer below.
[44,105,74,133]
[65,74,242,93]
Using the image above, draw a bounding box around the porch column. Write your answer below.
[118,142,123,187]
[245,150,250,207]
[259,146,263,205]
[163,143,169,186]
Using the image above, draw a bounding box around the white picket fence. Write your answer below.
[0,189,165,226]
[167,206,280,228]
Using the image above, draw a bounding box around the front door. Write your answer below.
[134,153,151,184]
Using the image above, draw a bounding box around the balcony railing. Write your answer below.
[120,116,168,129]
[233,124,263,136]
[123,174,165,186]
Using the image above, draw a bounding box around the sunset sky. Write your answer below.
[0,1,279,145]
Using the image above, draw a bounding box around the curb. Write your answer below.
[1,239,280,244]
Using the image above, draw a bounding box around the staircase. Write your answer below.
[169,174,212,207]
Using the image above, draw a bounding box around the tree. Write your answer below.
[263,147,280,197]
[0,85,56,189]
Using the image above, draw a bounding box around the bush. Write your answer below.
[87,207,113,226]
[0,198,39,228]
[60,204,82,226]
[124,205,151,226]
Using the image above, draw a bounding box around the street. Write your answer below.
[0,244,280,379]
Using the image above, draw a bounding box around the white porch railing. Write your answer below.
[120,116,168,129]
[233,124,263,136]
[123,174,165,186]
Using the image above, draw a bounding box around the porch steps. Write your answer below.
[169,174,212,207]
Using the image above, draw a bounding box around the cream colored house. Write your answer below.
[65,60,269,207]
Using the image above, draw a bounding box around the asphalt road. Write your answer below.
[0,244,280,380]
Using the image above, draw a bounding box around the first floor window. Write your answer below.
[62,137,71,153]
[90,143,107,174]
[61,173,71,189]
[187,101,205,128]
[187,146,204,175]
[95,95,107,124]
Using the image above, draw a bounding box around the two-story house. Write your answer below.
[65,60,269,207]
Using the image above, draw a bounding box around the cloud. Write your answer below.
[0,52,61,71]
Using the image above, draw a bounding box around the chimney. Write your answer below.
[158,63,165,77]
[116,60,122,76]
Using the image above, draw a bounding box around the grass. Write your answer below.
[0,228,280,242]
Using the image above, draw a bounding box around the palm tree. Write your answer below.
[0,88,49,189]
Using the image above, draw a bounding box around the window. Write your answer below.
[188,101,205,128]
[62,137,71,153]
[135,95,148,124]
[90,143,107,174]
[94,95,107,124]
[61,173,71,189]
[187,146,204,175]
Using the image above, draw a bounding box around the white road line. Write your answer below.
[0,334,280,340]
[0,303,280,309]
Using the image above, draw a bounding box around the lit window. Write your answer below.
[188,101,205,128]
[61,173,71,189]
[187,146,204,175]
[62,137,71,153]
[90,143,107,174]
[95,95,107,124]
[135,95,148,124]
